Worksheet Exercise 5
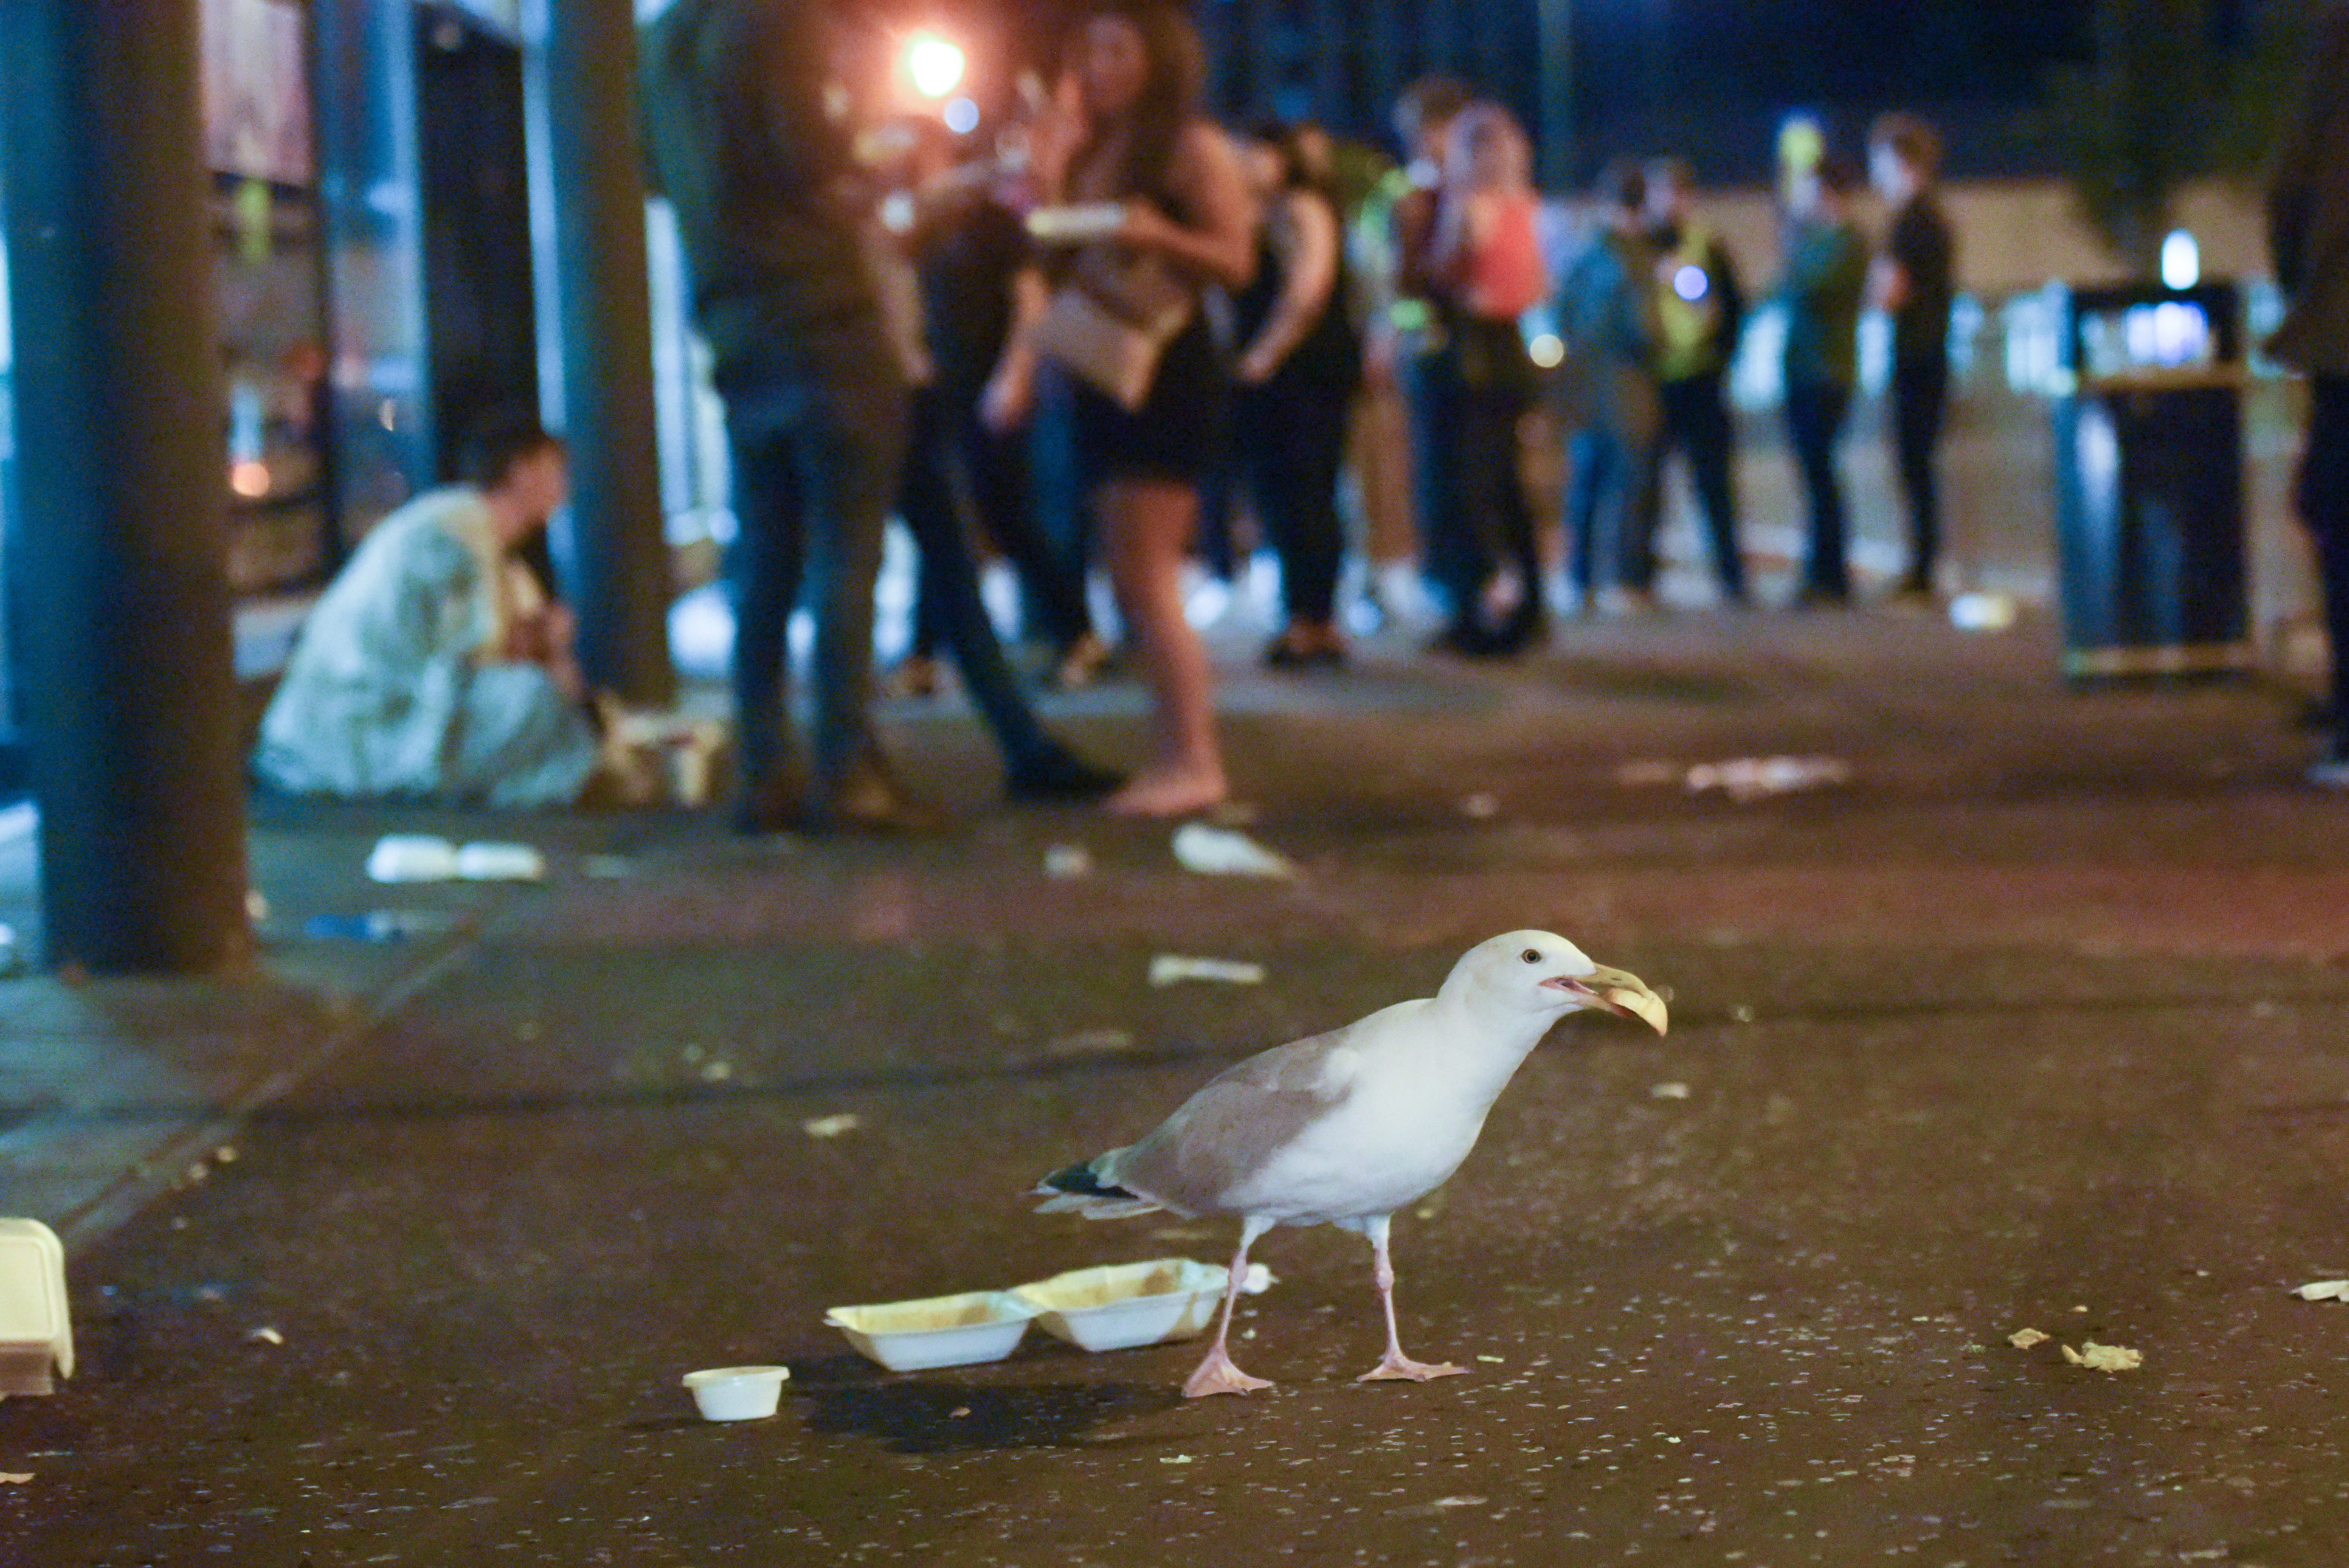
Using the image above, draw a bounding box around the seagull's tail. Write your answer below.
[1031,1155,1164,1220]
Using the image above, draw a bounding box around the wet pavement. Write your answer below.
[6,609,2349,1565]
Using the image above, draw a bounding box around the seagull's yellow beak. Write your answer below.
[1553,964,1668,1034]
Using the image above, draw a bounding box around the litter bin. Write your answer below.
[2052,281,2250,679]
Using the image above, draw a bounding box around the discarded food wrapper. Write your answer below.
[1683,756,1852,803]
[825,1291,1042,1372]
[802,1114,862,1140]
[2060,1341,2140,1372]
[248,1326,285,1346]
[366,835,546,883]
[0,1218,71,1397]
[1044,844,1094,880]
[1649,1081,1691,1101]
[1461,792,1500,820]
[1149,955,1267,987]
[2294,1279,2349,1302]
[1171,822,1294,879]
[452,842,546,882]
[0,1474,29,1485]
[303,910,466,943]
[682,1365,788,1422]
[1948,592,2019,633]
[366,834,460,883]
[2007,1327,2050,1349]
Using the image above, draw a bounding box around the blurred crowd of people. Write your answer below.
[256,0,1976,827]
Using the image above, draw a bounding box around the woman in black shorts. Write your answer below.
[997,0,1254,817]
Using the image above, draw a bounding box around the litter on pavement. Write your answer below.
[0,1474,30,1484]
[1649,1081,1692,1100]
[1948,592,2019,633]
[0,1219,71,1397]
[1460,792,1500,819]
[366,835,547,883]
[2294,1279,2349,1302]
[802,1114,863,1140]
[2060,1341,2141,1371]
[1683,756,1853,803]
[1149,955,1267,987]
[2008,1327,2050,1349]
[1171,822,1295,878]
[1044,844,1093,880]
[247,1326,285,1346]
[682,1365,788,1422]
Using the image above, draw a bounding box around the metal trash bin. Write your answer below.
[2052,281,2249,679]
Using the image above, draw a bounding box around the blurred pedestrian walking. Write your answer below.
[1008,0,1255,816]
[1384,76,1479,641]
[873,123,1124,804]
[1775,153,1869,607]
[1642,157,1748,606]
[1869,114,1957,603]
[639,0,928,834]
[2268,1,2349,788]
[1558,159,1662,616]
[1422,103,1548,656]
[1234,121,1362,669]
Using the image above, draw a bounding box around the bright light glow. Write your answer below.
[2160,229,2200,291]
[942,96,980,135]
[229,460,271,498]
[907,34,965,99]
[1528,333,1565,369]
[1673,264,1709,303]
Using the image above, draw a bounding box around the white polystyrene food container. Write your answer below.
[0,1217,72,1396]
[366,834,459,883]
[823,1291,1040,1372]
[1012,1259,1232,1352]
[682,1365,788,1421]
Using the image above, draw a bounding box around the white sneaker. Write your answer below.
[2306,760,2349,791]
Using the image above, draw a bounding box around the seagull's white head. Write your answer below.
[1445,930,1668,1033]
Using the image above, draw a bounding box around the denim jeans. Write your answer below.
[896,383,1058,771]
[717,319,908,794]
[1785,377,1854,598]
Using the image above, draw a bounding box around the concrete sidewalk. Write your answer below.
[5,609,2349,1565]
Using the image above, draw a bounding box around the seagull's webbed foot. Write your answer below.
[1357,1352,1467,1384]
[1183,1346,1274,1399]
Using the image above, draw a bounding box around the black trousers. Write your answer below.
[1649,371,1746,600]
[2302,375,2349,760]
[909,379,1095,656]
[1893,357,1950,592]
[1784,377,1853,599]
[1238,371,1353,625]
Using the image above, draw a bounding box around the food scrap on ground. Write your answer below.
[1148,955,1267,987]
[802,1114,862,1140]
[2295,1279,2349,1302]
[2061,1341,2141,1372]
[2008,1327,2050,1349]
[1170,823,1295,879]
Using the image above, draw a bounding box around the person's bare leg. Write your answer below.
[1096,478,1226,817]
[1356,1214,1466,1383]
[1184,1215,1274,1397]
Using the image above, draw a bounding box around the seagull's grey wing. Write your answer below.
[1106,1025,1366,1217]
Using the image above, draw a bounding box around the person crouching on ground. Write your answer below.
[254,415,613,809]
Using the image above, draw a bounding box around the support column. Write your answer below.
[0,0,249,972]
[528,0,673,706]
[1537,0,1577,189]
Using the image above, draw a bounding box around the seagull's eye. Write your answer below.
[1521,950,1541,964]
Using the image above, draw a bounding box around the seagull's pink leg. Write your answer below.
[1356,1214,1466,1384]
[1184,1216,1274,1398]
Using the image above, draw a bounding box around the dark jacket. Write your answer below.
[1557,222,1661,439]
[2268,2,2349,377]
[1777,217,1868,391]
[637,0,876,369]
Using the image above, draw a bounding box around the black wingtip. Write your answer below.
[1040,1161,1138,1201]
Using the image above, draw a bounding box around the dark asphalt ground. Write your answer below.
[7,610,2349,1566]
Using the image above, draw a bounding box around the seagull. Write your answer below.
[1034,930,1667,1398]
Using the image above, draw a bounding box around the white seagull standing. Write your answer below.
[1034,930,1667,1397]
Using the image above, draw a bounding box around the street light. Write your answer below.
[907,33,965,99]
